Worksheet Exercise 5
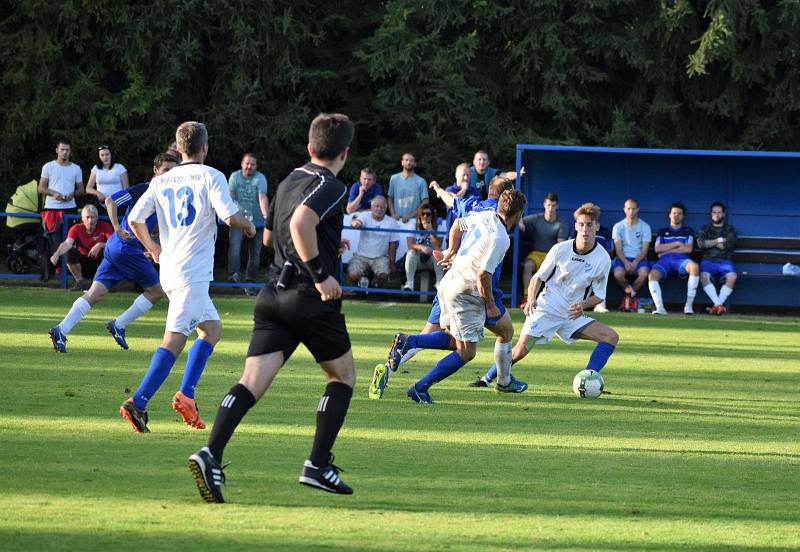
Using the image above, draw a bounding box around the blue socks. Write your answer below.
[416,351,466,391]
[586,342,615,372]
[133,347,177,410]
[408,331,452,350]
[180,339,214,399]
[484,364,498,382]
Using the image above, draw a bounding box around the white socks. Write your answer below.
[116,294,155,329]
[718,285,734,305]
[494,341,512,386]
[648,280,664,311]
[703,283,721,305]
[60,297,92,335]
[685,275,699,310]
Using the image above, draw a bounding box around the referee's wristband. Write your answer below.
[303,256,330,283]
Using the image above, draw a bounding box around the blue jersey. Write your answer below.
[106,182,157,254]
[454,196,503,287]
[655,225,694,260]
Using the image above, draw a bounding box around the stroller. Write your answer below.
[4,180,44,275]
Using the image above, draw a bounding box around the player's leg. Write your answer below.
[577,321,619,372]
[647,263,668,314]
[699,260,721,309]
[480,322,534,386]
[107,256,164,348]
[684,259,700,314]
[716,270,736,312]
[47,280,110,353]
[410,337,476,404]
[387,295,453,371]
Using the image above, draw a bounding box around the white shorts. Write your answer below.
[438,287,485,343]
[164,282,220,336]
[520,309,594,345]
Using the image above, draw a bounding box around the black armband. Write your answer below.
[303,255,330,283]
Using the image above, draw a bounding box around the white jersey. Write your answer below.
[128,161,238,291]
[534,240,611,314]
[440,210,509,296]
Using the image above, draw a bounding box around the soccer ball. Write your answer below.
[572,369,604,399]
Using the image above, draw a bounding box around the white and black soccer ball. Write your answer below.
[572,369,604,399]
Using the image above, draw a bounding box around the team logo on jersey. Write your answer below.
[584,263,593,272]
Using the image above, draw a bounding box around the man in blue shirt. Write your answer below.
[346,167,383,214]
[647,202,700,315]
[227,153,268,295]
[47,153,178,353]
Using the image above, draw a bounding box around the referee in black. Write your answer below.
[189,113,356,501]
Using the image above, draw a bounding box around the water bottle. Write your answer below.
[358,276,369,289]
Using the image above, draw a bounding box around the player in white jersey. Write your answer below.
[119,122,256,433]
[407,189,527,403]
[486,203,619,382]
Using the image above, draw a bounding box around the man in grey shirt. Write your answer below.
[519,192,568,305]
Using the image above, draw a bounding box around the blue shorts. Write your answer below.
[700,259,736,278]
[427,288,506,326]
[651,255,691,278]
[612,256,650,271]
[94,245,160,290]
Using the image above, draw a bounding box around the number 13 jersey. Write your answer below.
[128,162,239,291]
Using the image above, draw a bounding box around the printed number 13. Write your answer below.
[163,186,196,227]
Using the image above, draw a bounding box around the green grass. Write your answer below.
[1,286,799,551]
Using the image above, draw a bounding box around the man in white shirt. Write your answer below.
[119,121,255,434]
[38,140,85,277]
[406,189,527,404]
[347,196,398,287]
[611,198,652,311]
[495,203,619,384]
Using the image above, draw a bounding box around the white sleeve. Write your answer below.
[533,243,559,280]
[641,222,652,243]
[208,171,239,220]
[479,232,509,274]
[128,186,156,223]
[592,257,612,301]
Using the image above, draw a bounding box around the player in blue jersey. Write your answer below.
[647,202,699,315]
[368,174,527,399]
[46,153,178,353]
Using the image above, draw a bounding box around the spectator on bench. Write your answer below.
[611,198,652,312]
[648,202,699,315]
[697,202,738,315]
[519,192,569,307]
[50,204,113,291]
[347,196,399,287]
[346,167,383,214]
[402,204,444,292]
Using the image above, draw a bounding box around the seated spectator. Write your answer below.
[402,205,444,291]
[85,145,128,212]
[346,167,383,214]
[697,202,738,315]
[227,153,268,295]
[347,196,399,287]
[611,198,651,312]
[387,152,428,224]
[49,204,113,290]
[647,202,699,315]
[519,192,569,305]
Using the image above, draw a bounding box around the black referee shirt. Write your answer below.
[266,162,347,281]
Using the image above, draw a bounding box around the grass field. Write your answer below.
[1,286,799,551]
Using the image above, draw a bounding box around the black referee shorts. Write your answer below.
[247,283,351,363]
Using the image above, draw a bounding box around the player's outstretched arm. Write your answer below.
[225,211,256,238]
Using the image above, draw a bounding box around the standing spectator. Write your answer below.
[346,167,383,214]
[347,196,399,288]
[402,204,444,291]
[387,152,428,224]
[85,145,129,211]
[469,150,520,200]
[519,192,569,306]
[648,202,699,315]
[611,198,652,312]
[38,139,84,278]
[697,202,738,315]
[228,153,269,295]
[49,204,112,291]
